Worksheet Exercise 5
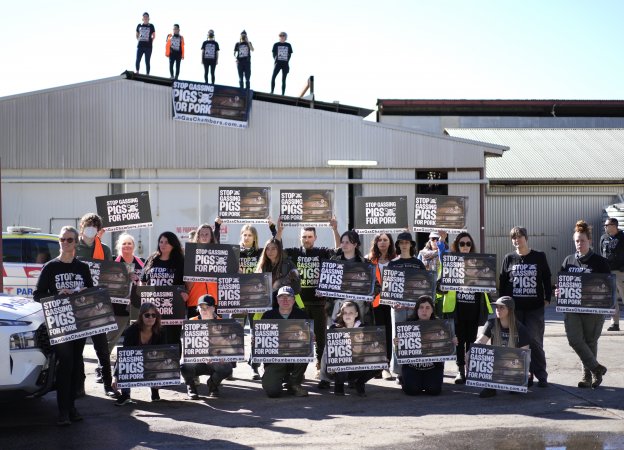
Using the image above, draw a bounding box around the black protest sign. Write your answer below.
[183,243,240,282]
[394,320,456,364]
[79,257,132,304]
[133,286,187,325]
[466,344,530,393]
[280,189,334,227]
[440,253,497,293]
[216,273,272,314]
[182,319,245,363]
[315,259,376,301]
[413,194,467,233]
[379,267,436,307]
[218,187,271,223]
[251,319,314,363]
[96,191,152,232]
[172,81,252,128]
[116,345,180,388]
[354,196,408,234]
[556,272,616,314]
[325,326,388,372]
[41,288,117,345]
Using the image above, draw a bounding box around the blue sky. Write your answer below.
[2,0,623,109]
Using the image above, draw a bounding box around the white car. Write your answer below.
[0,295,55,399]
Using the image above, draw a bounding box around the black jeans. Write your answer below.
[203,61,216,84]
[237,60,251,89]
[271,62,289,95]
[374,304,393,363]
[81,332,112,387]
[402,364,444,396]
[169,55,182,79]
[455,319,479,367]
[135,47,153,74]
[54,338,86,413]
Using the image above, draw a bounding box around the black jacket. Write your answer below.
[600,230,624,271]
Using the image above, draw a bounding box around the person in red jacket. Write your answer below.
[166,24,185,80]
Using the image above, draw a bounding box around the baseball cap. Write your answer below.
[197,294,216,307]
[277,286,295,297]
[429,231,440,239]
[492,296,515,310]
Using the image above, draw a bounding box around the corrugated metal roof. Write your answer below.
[445,128,624,182]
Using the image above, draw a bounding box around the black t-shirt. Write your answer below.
[136,23,155,48]
[169,34,182,54]
[234,42,251,60]
[388,256,426,271]
[455,291,480,321]
[272,42,293,62]
[482,318,530,348]
[201,40,220,61]
[499,250,552,310]
[284,246,336,306]
[141,257,184,286]
[33,258,94,301]
[240,247,262,274]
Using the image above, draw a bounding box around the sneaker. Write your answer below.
[69,407,83,422]
[186,385,199,400]
[607,324,620,331]
[115,394,135,406]
[207,380,220,398]
[291,384,309,397]
[151,391,161,402]
[333,383,345,396]
[591,364,607,388]
[95,366,103,384]
[382,369,394,381]
[56,412,71,427]
[537,380,549,388]
[454,370,466,385]
[479,388,497,398]
[104,385,119,398]
[317,380,331,390]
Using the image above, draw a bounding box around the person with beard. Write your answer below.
[34,226,94,426]
[270,32,293,95]
[600,217,624,331]
[276,217,340,377]
[499,226,551,388]
[558,220,610,388]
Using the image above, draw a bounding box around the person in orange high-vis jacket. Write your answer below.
[185,221,220,318]
[165,24,185,80]
[366,232,396,381]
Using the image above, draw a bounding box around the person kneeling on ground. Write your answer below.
[474,296,530,398]
[181,295,233,399]
[261,286,310,398]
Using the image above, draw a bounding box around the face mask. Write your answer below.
[83,226,98,239]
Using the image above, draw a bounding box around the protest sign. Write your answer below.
[379,267,436,307]
[132,286,187,325]
[354,196,408,234]
[440,253,497,293]
[181,319,245,363]
[216,273,273,314]
[315,259,376,301]
[325,326,388,372]
[251,319,314,363]
[466,343,530,393]
[41,288,117,345]
[183,243,240,282]
[116,345,180,388]
[172,81,252,128]
[413,194,467,233]
[218,187,271,223]
[79,257,132,304]
[394,320,456,364]
[556,272,616,314]
[279,189,334,227]
[96,191,152,232]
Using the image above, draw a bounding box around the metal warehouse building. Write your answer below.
[377,100,624,276]
[0,74,504,257]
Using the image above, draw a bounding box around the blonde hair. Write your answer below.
[492,307,519,348]
[115,232,135,255]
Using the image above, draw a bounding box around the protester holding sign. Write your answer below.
[418,232,442,274]
[234,30,254,89]
[558,220,610,388]
[600,217,624,331]
[34,226,94,426]
[113,303,167,405]
[475,296,530,398]
[499,226,551,388]
[75,213,115,397]
[400,296,454,396]
[201,30,220,84]
[270,32,293,95]
[135,12,155,75]
[442,232,492,385]
[388,231,426,382]
[367,232,396,380]
[181,295,233,399]
[186,223,220,318]
[255,238,301,305]
[239,222,277,273]
[260,286,310,397]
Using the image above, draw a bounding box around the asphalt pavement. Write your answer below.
[1,306,623,450]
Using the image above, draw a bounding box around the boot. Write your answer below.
[591,363,607,388]
[207,378,220,398]
[578,367,592,388]
[95,365,103,384]
[454,366,466,384]
[186,382,199,400]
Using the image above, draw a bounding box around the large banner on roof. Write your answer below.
[172,80,252,128]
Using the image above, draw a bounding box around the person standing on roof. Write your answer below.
[135,12,155,75]
[234,30,254,90]
[201,30,220,84]
[270,32,293,95]
[166,24,185,80]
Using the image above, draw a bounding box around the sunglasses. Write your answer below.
[430,237,439,241]
[143,313,158,319]
[59,238,75,243]
[604,223,614,227]
[459,241,472,248]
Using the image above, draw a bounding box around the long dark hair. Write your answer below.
[144,231,184,272]
[137,302,162,335]
[335,301,361,328]
[339,230,363,260]
[256,238,285,280]
[411,295,437,321]
[368,232,396,262]
[451,232,477,253]
[192,223,217,244]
